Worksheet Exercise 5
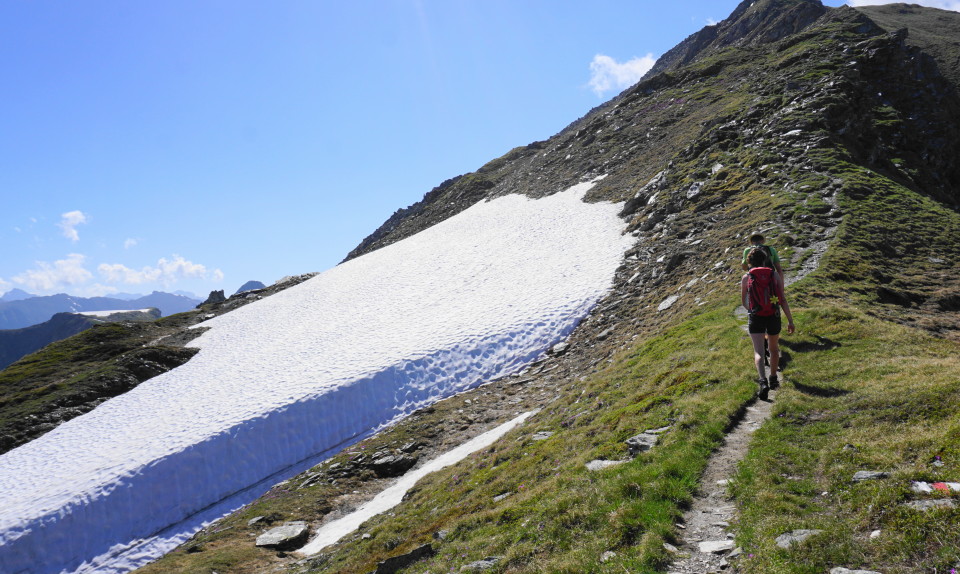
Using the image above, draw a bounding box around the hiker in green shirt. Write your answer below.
[741,232,783,277]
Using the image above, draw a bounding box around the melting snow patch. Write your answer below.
[0,181,633,574]
[299,411,533,555]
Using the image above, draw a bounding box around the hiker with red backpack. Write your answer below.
[741,232,783,276]
[741,246,794,400]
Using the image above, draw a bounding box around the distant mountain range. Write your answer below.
[0,291,202,330]
[0,309,162,371]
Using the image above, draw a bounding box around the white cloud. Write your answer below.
[58,211,88,242]
[588,53,657,97]
[13,254,93,292]
[213,269,225,282]
[846,0,960,9]
[124,238,139,250]
[98,255,215,287]
[0,277,11,294]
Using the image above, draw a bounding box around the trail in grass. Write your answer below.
[668,387,777,573]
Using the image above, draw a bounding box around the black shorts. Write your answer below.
[748,313,782,335]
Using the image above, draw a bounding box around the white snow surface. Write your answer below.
[299,411,534,555]
[0,180,633,574]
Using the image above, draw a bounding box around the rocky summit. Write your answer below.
[3,1,960,573]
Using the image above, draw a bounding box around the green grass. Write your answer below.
[731,305,960,574]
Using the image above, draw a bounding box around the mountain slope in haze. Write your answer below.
[0,291,201,330]
[0,309,161,371]
[135,2,960,573]
[2,1,959,573]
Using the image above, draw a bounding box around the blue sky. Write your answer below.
[2,0,954,299]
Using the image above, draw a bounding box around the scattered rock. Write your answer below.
[852,471,889,482]
[658,295,680,311]
[255,521,310,550]
[460,556,501,571]
[911,481,960,493]
[373,543,435,574]
[493,493,511,503]
[585,459,627,472]
[829,568,883,574]
[698,540,735,553]
[549,342,569,355]
[775,529,823,549]
[531,431,553,441]
[663,542,680,554]
[625,432,660,455]
[601,550,617,562]
[247,516,265,527]
[368,454,418,478]
[433,530,449,541]
[870,529,881,539]
[903,499,956,511]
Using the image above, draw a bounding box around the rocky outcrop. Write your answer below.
[643,0,828,80]
[199,290,226,306]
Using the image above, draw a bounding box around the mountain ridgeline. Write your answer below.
[4,1,960,572]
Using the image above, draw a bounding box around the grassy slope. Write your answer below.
[732,166,960,573]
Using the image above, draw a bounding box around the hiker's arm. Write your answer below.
[740,275,749,309]
[775,261,784,277]
[776,273,795,334]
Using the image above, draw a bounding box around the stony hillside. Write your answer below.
[3,1,959,572]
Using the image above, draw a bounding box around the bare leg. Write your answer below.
[768,334,780,374]
[750,333,767,380]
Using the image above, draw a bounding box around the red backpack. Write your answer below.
[747,267,779,317]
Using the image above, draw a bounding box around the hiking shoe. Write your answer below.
[758,379,770,401]
[769,374,779,389]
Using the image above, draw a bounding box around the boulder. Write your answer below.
[904,499,956,511]
[625,432,660,455]
[699,540,735,553]
[585,460,627,472]
[255,521,310,550]
[368,453,418,478]
[775,529,823,549]
[852,471,889,482]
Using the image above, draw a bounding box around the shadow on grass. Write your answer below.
[791,379,851,398]
[781,335,841,352]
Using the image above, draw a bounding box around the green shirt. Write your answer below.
[742,244,780,266]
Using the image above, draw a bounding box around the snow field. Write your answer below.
[0,180,634,574]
